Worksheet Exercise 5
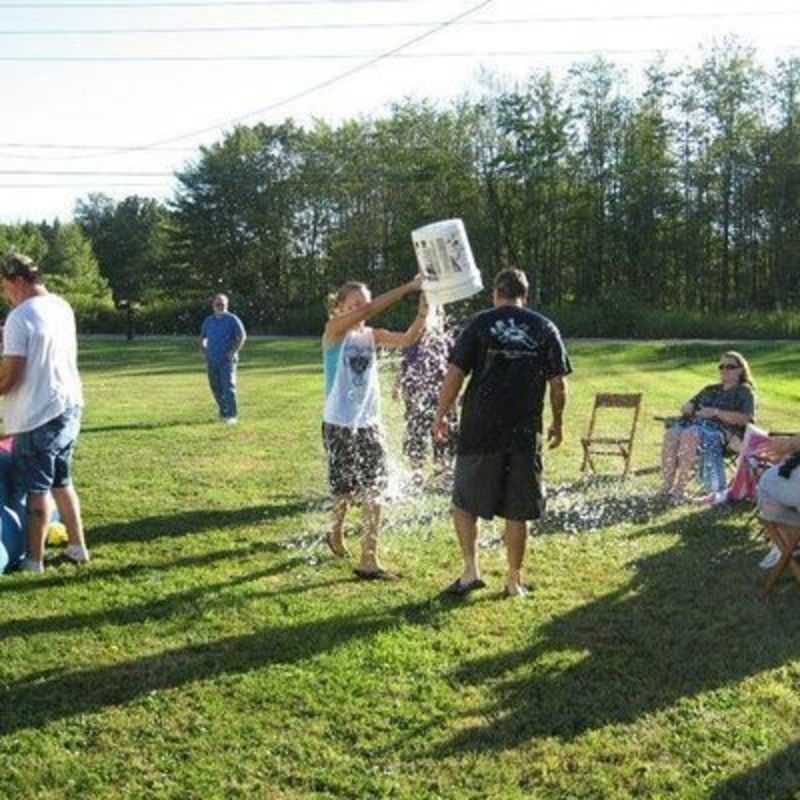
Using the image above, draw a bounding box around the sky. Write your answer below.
[2,0,799,223]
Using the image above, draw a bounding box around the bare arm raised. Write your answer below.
[324,275,422,345]
[374,293,429,350]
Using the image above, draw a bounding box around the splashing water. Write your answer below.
[285,305,674,565]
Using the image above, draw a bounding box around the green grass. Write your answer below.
[1,337,799,800]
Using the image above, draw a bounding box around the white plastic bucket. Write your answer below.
[411,219,483,306]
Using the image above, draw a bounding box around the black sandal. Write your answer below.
[443,577,486,596]
[353,568,400,581]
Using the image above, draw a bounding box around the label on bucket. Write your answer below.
[411,219,482,306]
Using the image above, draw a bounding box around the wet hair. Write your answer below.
[327,281,369,316]
[1,253,43,285]
[493,268,529,300]
[721,350,756,388]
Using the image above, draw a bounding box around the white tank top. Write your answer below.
[323,328,381,428]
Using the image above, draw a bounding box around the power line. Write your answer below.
[4,46,800,62]
[1,11,798,36]
[60,0,496,160]
[0,0,413,7]
[0,169,174,175]
[0,142,194,151]
[0,143,197,163]
[0,183,169,188]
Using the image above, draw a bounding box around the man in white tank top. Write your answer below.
[0,253,89,574]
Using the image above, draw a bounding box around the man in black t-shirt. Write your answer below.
[433,268,572,598]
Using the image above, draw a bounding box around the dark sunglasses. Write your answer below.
[719,363,741,370]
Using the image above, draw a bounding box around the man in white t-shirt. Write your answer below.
[0,253,89,573]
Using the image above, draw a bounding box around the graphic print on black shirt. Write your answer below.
[450,306,572,454]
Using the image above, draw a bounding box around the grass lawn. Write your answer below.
[1,337,799,800]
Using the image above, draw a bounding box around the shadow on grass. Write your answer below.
[81,419,212,434]
[709,740,800,799]
[0,555,310,642]
[90,498,311,545]
[0,596,451,737]
[0,537,291,596]
[433,508,800,771]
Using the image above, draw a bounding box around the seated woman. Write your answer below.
[755,436,800,591]
[661,351,756,502]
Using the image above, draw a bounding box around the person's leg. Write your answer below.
[52,484,87,552]
[50,412,89,562]
[448,452,505,590]
[359,496,383,573]
[14,425,56,570]
[327,495,350,557]
[25,491,52,564]
[452,505,481,584]
[207,360,224,417]
[221,358,238,420]
[500,449,542,597]
[661,426,680,492]
[504,519,528,596]
[404,404,427,483]
[671,428,700,497]
[352,427,394,576]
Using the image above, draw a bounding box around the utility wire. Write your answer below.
[4,46,800,62]
[1,11,797,36]
[0,183,170,188]
[0,0,414,7]
[0,169,174,175]
[0,143,193,151]
[58,0,496,160]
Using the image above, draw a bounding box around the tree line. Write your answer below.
[5,39,800,334]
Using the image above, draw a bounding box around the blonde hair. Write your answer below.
[327,281,369,317]
[722,350,756,388]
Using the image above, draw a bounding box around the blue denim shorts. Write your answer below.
[14,406,82,494]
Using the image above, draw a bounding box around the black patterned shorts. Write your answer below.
[322,422,388,497]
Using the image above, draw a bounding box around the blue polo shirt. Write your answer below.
[201,312,246,363]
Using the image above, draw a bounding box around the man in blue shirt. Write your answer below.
[200,293,247,424]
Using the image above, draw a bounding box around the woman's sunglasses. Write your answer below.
[719,363,741,370]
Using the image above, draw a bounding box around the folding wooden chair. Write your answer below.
[762,523,800,597]
[581,393,643,477]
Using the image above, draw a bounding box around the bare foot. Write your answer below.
[325,531,350,559]
[505,581,530,599]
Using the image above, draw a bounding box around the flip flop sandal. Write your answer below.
[353,568,400,581]
[443,577,486,596]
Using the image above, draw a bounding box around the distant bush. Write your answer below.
[71,296,800,340]
[545,304,800,340]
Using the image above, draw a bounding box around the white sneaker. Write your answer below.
[20,558,44,574]
[759,545,782,570]
[223,417,238,425]
[703,490,728,506]
[64,544,90,564]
